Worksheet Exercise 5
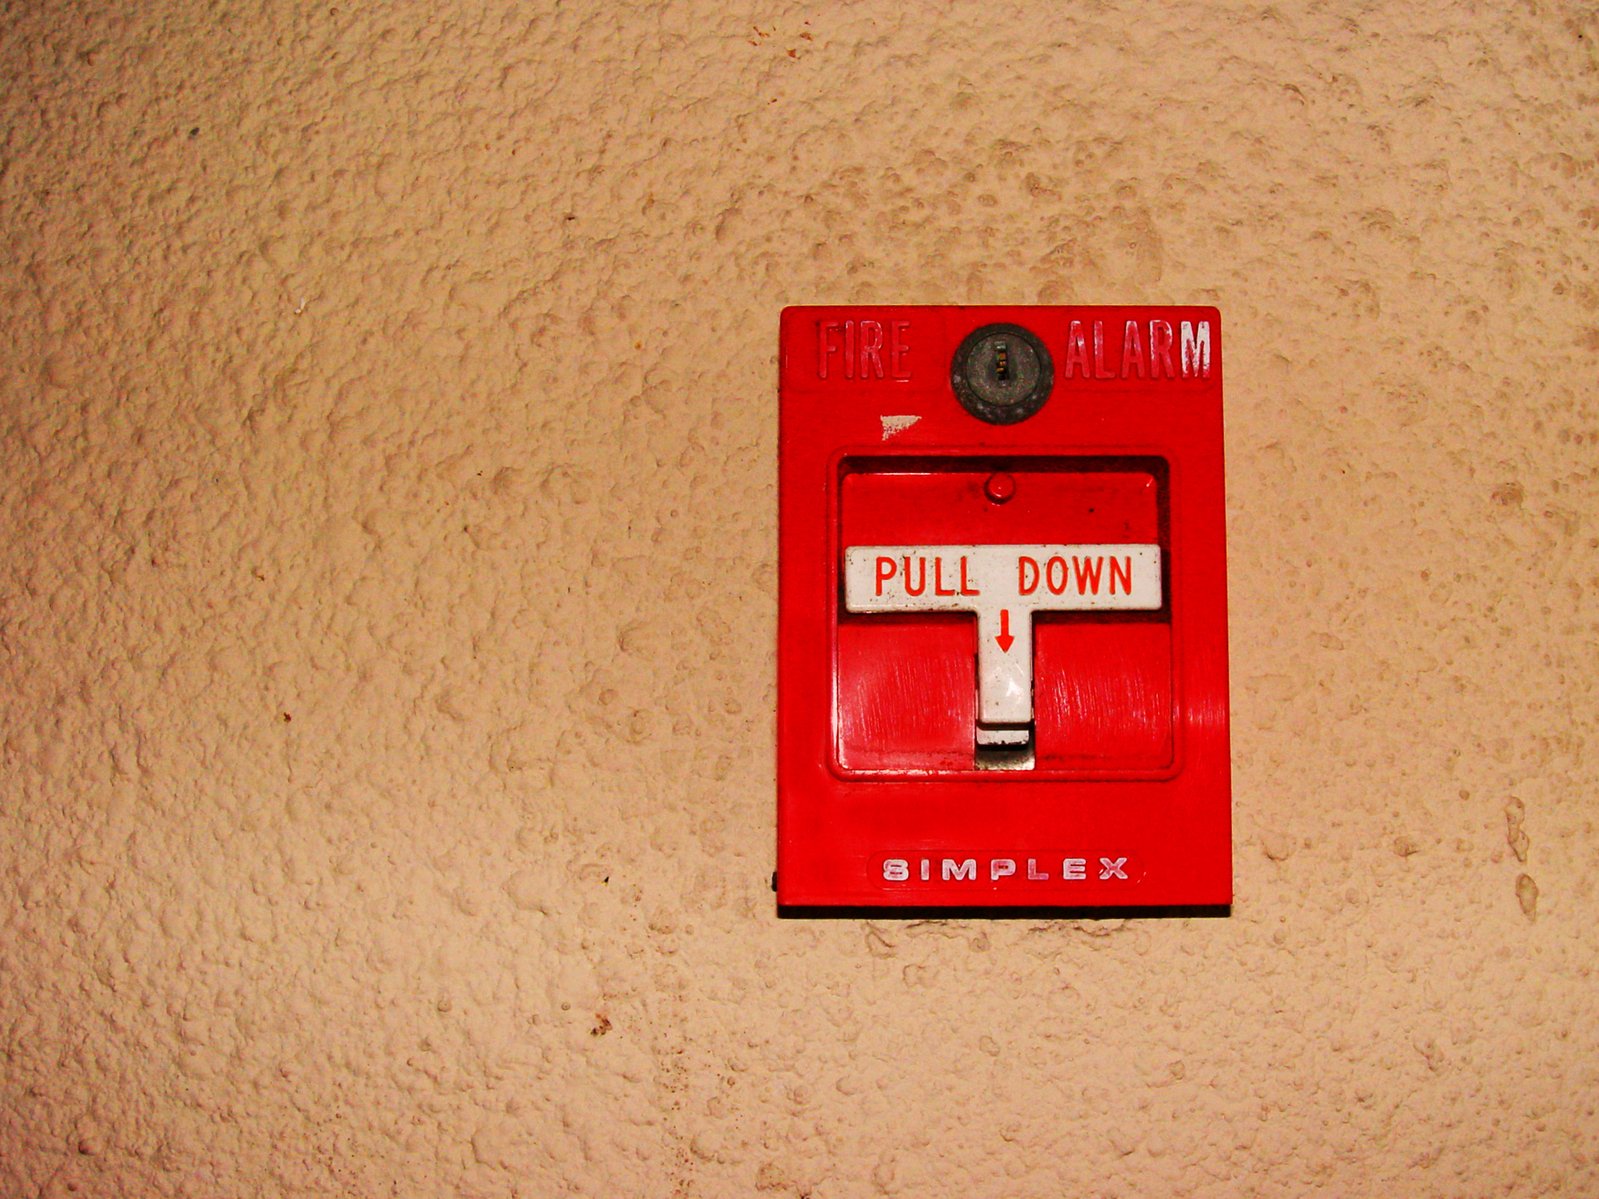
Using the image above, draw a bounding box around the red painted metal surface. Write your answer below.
[777,306,1230,911]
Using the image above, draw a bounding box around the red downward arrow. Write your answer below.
[996,609,1015,653]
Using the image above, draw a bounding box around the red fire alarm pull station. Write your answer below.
[776,306,1231,912]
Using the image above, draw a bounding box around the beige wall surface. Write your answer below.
[2,2,1596,1195]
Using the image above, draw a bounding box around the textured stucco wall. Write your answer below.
[3,2,1597,1195]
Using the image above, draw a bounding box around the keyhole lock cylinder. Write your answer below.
[951,323,1054,425]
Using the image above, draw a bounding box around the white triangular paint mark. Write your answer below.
[880,415,921,440]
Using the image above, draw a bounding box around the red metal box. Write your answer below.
[777,306,1231,912]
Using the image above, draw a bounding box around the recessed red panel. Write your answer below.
[837,617,973,771]
[1034,622,1173,769]
[777,306,1230,912]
